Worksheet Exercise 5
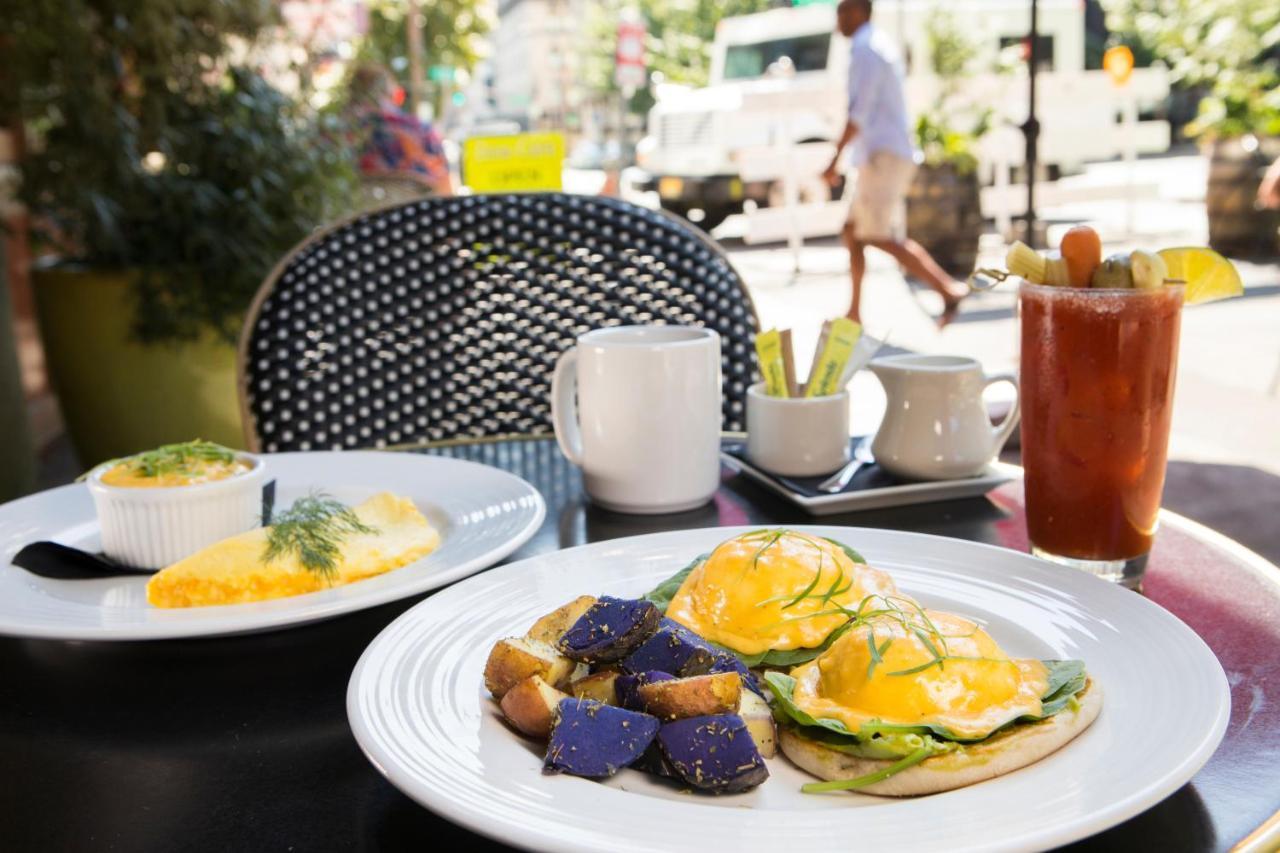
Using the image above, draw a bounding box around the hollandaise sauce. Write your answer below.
[666,529,899,655]
[790,609,1051,740]
[99,440,251,488]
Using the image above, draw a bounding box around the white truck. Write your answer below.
[635,0,1170,230]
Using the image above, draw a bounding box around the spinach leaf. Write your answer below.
[642,553,709,612]
[1038,659,1088,716]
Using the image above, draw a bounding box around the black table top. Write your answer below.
[0,438,1267,852]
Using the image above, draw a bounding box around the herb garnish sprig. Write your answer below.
[765,592,1007,678]
[85,439,238,482]
[264,493,378,579]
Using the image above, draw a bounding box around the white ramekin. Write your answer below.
[87,453,267,570]
[746,382,851,477]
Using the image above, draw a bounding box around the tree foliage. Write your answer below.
[582,0,776,113]
[5,0,356,344]
[1102,0,1280,138]
[356,0,491,110]
[915,9,991,173]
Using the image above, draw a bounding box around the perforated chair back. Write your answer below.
[237,193,759,452]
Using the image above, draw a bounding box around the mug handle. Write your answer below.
[550,346,585,466]
[983,372,1021,453]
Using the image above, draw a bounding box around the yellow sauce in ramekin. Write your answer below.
[99,459,253,489]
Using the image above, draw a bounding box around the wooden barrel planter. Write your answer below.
[1206,136,1280,258]
[906,163,984,275]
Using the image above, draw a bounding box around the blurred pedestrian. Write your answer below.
[347,64,453,196]
[823,0,967,328]
[1258,156,1280,210]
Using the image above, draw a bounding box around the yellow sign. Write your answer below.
[1103,45,1135,87]
[463,132,564,193]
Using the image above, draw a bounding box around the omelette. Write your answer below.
[146,492,440,608]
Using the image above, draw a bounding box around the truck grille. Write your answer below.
[658,112,714,149]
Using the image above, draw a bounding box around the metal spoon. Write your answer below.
[817,440,875,493]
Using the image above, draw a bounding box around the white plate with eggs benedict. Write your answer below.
[348,526,1230,853]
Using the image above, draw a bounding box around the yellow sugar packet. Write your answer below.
[779,329,798,398]
[801,319,832,397]
[755,328,789,397]
[805,318,862,397]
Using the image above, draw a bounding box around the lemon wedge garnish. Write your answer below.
[1157,248,1244,305]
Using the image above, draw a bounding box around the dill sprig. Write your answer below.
[263,492,378,578]
[109,440,238,480]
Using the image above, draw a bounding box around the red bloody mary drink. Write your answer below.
[1019,281,1184,587]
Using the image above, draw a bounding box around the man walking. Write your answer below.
[823,0,967,327]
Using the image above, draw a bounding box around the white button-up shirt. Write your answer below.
[846,23,915,166]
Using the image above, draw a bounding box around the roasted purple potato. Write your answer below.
[707,651,764,697]
[655,714,770,793]
[614,670,675,711]
[557,597,660,664]
[543,698,660,779]
[622,618,717,676]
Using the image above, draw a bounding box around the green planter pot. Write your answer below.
[33,265,244,467]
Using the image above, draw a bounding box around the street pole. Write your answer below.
[1022,0,1041,246]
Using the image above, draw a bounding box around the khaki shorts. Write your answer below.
[847,151,916,241]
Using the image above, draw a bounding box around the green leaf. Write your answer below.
[1038,659,1088,716]
[641,553,708,612]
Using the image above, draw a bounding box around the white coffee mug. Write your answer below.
[551,325,722,514]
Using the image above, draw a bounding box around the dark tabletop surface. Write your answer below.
[2,437,1276,853]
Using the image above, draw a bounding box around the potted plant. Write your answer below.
[905,11,991,275]
[1108,0,1280,256]
[5,0,354,466]
[1192,71,1280,256]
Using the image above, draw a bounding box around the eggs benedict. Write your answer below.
[660,530,899,664]
[767,600,1100,795]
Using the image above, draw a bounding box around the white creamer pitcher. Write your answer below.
[870,354,1020,480]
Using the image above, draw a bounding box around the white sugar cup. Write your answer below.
[86,454,267,570]
[746,383,851,477]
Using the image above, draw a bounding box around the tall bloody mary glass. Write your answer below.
[1019,282,1184,587]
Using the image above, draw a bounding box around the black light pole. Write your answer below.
[1022,0,1041,245]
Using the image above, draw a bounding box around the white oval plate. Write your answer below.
[348,526,1230,853]
[0,451,544,641]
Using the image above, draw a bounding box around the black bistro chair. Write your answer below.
[237,193,759,453]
